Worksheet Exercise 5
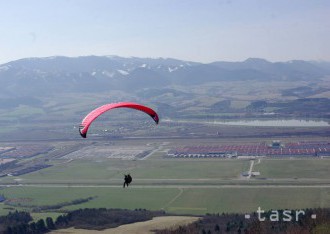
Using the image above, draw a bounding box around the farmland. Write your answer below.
[1,185,330,216]
[1,136,330,219]
[0,90,329,220]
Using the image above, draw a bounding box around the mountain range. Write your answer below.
[0,56,329,96]
[0,56,329,141]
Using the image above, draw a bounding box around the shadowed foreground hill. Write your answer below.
[156,208,330,234]
[2,208,330,234]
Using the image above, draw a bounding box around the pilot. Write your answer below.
[123,174,133,188]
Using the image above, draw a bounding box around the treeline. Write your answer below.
[0,208,165,233]
[56,208,165,230]
[5,196,95,212]
[1,211,57,234]
[156,208,330,234]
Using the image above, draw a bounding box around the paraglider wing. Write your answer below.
[79,102,159,138]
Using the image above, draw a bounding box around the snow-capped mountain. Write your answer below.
[0,56,329,96]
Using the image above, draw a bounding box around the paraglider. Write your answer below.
[79,102,159,138]
[123,174,132,188]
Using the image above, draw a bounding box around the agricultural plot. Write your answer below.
[0,187,178,214]
[1,186,330,216]
[167,187,330,214]
[1,159,249,184]
[62,144,154,160]
[254,159,330,179]
[0,147,14,154]
[0,159,15,165]
[0,144,53,159]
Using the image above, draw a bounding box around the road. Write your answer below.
[139,146,161,160]
[3,183,330,189]
[247,160,254,179]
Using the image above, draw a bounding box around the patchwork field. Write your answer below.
[1,145,330,218]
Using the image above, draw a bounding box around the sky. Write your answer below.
[0,0,329,64]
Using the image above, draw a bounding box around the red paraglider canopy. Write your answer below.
[79,102,159,138]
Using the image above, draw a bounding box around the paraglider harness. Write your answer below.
[123,174,132,188]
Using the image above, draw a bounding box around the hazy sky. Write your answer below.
[0,0,329,64]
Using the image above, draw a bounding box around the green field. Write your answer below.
[1,186,330,216]
[1,153,330,218]
[1,159,249,184]
[168,187,330,214]
[254,159,330,179]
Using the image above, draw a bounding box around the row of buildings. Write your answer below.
[167,141,330,158]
